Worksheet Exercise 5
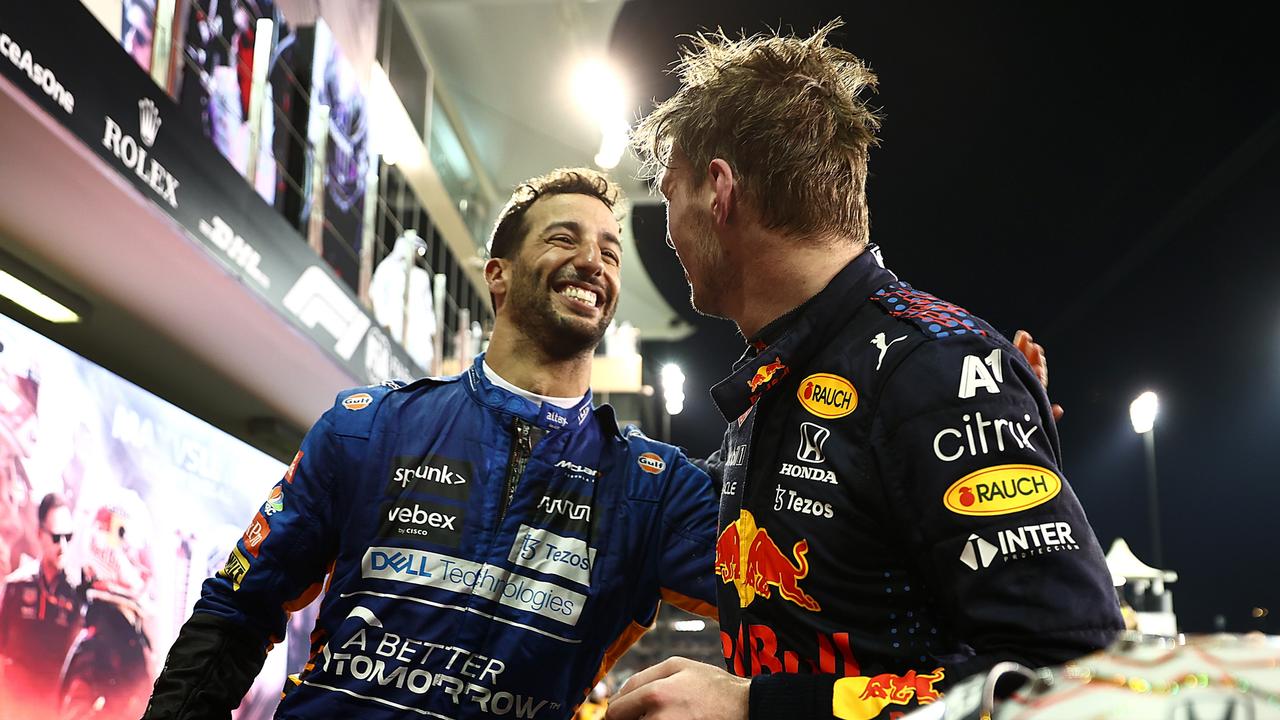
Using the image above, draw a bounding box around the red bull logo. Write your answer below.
[832,668,945,720]
[715,510,821,611]
[747,358,788,393]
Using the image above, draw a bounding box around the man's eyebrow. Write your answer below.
[541,221,622,251]
[540,220,583,236]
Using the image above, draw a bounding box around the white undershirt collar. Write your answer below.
[482,360,585,409]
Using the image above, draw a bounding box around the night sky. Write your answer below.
[613,1,1280,634]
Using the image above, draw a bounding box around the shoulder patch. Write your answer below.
[871,282,989,339]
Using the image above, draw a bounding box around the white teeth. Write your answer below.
[560,286,598,306]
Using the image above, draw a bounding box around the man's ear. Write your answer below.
[485,258,508,313]
[707,158,736,227]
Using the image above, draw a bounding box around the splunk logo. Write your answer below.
[386,455,472,501]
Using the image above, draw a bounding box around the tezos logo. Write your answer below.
[796,422,830,463]
[943,464,1061,516]
[342,393,373,411]
[796,374,857,419]
[637,452,665,474]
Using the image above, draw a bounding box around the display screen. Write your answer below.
[0,312,315,718]
[177,0,296,206]
[302,18,370,291]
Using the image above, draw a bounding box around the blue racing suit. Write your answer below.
[143,355,718,719]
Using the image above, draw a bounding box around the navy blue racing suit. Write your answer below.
[143,355,718,719]
[707,249,1123,720]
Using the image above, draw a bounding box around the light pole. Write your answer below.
[660,364,685,443]
[1129,391,1162,566]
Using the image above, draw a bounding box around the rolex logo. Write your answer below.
[138,98,161,147]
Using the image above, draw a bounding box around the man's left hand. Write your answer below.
[606,657,749,720]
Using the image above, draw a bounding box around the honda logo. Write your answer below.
[796,422,830,464]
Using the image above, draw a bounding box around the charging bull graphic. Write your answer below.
[715,510,821,611]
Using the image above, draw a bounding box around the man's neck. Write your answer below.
[484,324,594,397]
[725,231,865,339]
[40,561,60,585]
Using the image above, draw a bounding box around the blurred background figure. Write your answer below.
[0,493,85,715]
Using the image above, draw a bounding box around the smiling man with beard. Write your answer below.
[141,168,720,720]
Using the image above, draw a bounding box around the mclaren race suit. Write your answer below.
[143,356,718,720]
[708,250,1123,720]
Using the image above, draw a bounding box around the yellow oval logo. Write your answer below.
[796,373,858,419]
[342,393,373,411]
[637,452,665,474]
[943,464,1061,516]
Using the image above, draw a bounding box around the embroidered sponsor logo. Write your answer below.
[377,499,463,547]
[386,455,472,501]
[242,513,270,558]
[509,524,595,586]
[343,393,373,411]
[943,464,1062,516]
[958,349,1004,399]
[797,373,857,419]
[262,485,284,516]
[932,411,1041,462]
[554,460,597,482]
[361,548,586,625]
[637,452,665,474]
[748,358,788,393]
[959,521,1080,570]
[796,422,830,463]
[316,607,557,716]
[773,484,834,518]
[218,547,250,591]
[833,668,945,720]
[715,510,820,612]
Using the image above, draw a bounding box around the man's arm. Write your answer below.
[142,406,346,719]
[654,454,720,620]
[872,334,1122,679]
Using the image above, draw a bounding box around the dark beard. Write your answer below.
[506,270,612,360]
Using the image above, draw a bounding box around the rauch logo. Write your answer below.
[796,373,857,419]
[943,464,1061,516]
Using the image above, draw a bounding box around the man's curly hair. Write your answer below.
[487,168,623,260]
[632,19,881,244]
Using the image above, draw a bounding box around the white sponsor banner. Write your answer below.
[507,525,595,587]
[361,547,586,626]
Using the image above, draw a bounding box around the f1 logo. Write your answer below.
[796,422,830,464]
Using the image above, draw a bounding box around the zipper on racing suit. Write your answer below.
[500,418,543,520]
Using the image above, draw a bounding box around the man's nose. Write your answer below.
[574,242,604,276]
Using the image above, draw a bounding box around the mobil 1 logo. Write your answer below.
[378,498,464,548]
[386,455,473,501]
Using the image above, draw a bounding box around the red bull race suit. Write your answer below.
[143,356,718,720]
[707,248,1123,720]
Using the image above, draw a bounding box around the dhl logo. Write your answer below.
[832,668,945,720]
[715,510,820,611]
[747,358,788,393]
[834,666,947,717]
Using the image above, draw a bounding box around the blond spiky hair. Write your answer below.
[633,19,882,244]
